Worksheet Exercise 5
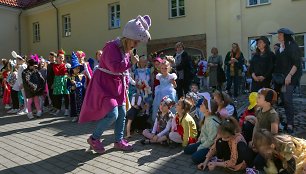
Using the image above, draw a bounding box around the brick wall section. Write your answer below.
[147,34,207,57]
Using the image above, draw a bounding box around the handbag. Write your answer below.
[272,73,285,85]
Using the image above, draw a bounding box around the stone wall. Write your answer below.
[147,34,207,58]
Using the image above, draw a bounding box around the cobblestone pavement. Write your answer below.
[0,94,305,174]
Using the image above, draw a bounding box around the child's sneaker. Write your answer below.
[27,112,34,119]
[43,106,49,113]
[87,136,105,154]
[114,139,133,151]
[64,109,69,116]
[36,111,43,117]
[7,109,15,114]
[71,117,78,122]
[4,105,11,109]
[17,109,28,115]
[52,110,60,116]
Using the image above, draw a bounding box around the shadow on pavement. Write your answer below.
[0,149,98,174]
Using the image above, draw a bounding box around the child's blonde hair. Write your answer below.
[160,60,171,72]
[137,56,148,68]
[254,130,306,174]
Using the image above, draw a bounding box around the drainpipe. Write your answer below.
[51,0,60,50]
[18,10,22,55]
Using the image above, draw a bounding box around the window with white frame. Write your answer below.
[62,14,71,37]
[109,3,120,29]
[33,22,40,43]
[169,0,185,18]
[247,0,270,7]
[294,34,306,71]
[248,36,272,60]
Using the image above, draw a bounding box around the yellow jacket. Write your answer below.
[179,113,198,147]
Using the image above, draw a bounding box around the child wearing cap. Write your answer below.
[186,91,203,132]
[141,96,175,145]
[67,52,86,122]
[249,88,279,146]
[184,95,220,164]
[240,92,258,143]
[22,55,45,119]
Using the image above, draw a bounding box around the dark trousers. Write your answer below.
[11,89,19,109]
[177,79,191,99]
[44,87,55,107]
[184,142,210,164]
[215,138,252,166]
[242,121,255,144]
[54,94,69,110]
[282,85,294,126]
[226,76,240,97]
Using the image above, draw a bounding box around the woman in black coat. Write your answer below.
[174,42,193,99]
[249,36,275,92]
[274,28,302,134]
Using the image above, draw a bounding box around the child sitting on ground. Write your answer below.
[186,92,203,132]
[250,88,279,146]
[184,93,220,164]
[169,98,198,147]
[240,92,258,143]
[198,117,249,172]
[252,129,306,174]
[141,96,175,145]
[213,90,238,120]
[126,93,142,138]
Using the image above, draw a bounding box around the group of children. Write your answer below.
[0,49,97,122]
[1,50,306,173]
[124,55,306,173]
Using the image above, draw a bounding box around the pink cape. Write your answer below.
[79,38,131,123]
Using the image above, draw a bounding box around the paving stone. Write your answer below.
[0,95,305,174]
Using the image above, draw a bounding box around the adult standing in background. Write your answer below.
[88,50,102,72]
[249,36,275,92]
[273,28,302,134]
[174,42,193,99]
[208,47,223,90]
[224,43,244,99]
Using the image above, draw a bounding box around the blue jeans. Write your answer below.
[184,142,209,164]
[92,105,126,142]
